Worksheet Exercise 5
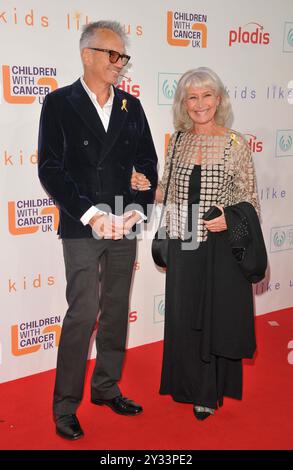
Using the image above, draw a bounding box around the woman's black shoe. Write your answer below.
[193,405,214,421]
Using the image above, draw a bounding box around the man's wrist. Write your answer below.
[80,205,107,226]
[133,210,146,224]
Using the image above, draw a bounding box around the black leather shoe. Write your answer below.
[55,414,84,440]
[91,395,143,416]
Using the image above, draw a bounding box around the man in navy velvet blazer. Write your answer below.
[38,20,158,440]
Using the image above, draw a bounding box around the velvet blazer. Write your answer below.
[38,79,158,238]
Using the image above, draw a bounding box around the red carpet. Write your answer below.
[0,308,292,450]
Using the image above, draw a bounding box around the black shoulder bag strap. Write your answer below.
[157,131,181,229]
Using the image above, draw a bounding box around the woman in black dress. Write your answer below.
[132,67,261,420]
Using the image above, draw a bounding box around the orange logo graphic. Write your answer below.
[66,11,142,36]
[165,133,171,157]
[3,148,38,167]
[167,11,207,48]
[2,65,58,104]
[0,7,48,27]
[8,201,59,235]
[11,324,61,356]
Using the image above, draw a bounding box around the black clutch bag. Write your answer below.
[151,132,181,268]
[202,205,222,221]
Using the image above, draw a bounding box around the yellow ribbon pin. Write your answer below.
[121,99,128,112]
[230,132,240,145]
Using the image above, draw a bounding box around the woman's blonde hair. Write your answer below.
[173,67,232,131]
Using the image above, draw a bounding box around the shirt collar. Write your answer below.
[80,77,114,108]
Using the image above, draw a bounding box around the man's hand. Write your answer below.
[123,211,142,235]
[89,213,124,240]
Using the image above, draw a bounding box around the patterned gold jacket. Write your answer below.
[158,130,260,242]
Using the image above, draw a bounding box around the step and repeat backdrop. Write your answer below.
[0,0,292,382]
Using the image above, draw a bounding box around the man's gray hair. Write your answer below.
[79,20,128,50]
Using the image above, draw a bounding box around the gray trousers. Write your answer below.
[53,237,137,418]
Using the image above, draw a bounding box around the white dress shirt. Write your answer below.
[79,77,145,226]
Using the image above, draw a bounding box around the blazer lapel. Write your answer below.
[66,79,106,144]
[98,87,128,164]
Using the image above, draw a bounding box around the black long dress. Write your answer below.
[159,165,242,409]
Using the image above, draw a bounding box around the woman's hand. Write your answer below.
[203,205,227,232]
[131,172,151,191]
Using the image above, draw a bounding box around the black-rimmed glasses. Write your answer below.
[88,47,131,66]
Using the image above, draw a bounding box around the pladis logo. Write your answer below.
[229,22,270,47]
[8,197,59,236]
[2,64,58,104]
[117,75,140,97]
[244,134,263,153]
[11,316,61,356]
[167,10,208,48]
